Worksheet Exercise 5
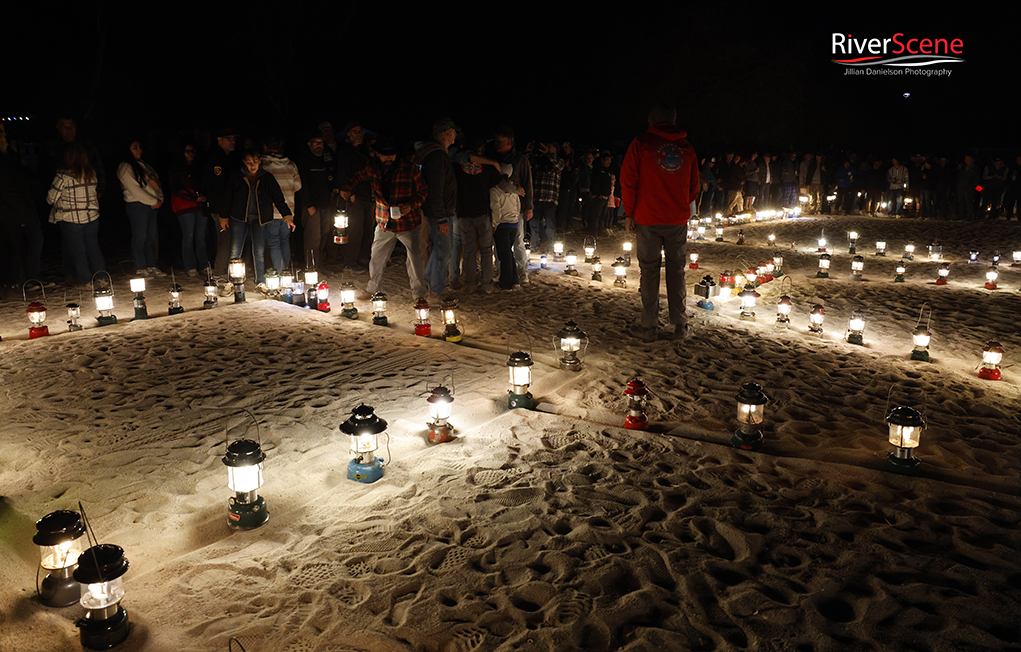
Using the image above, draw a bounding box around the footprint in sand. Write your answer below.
[545,591,595,627]
[440,623,486,652]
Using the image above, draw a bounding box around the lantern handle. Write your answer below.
[734,255,754,271]
[885,383,928,422]
[779,276,793,295]
[22,279,48,303]
[504,333,533,359]
[77,501,108,583]
[201,407,262,450]
[229,637,247,652]
[91,270,114,295]
[914,302,932,330]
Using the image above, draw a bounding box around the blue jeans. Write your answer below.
[263,219,291,273]
[448,214,461,284]
[424,218,451,294]
[60,220,106,284]
[126,201,159,270]
[530,201,557,249]
[229,219,267,284]
[177,210,209,272]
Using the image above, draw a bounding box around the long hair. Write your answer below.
[62,142,96,184]
[125,139,148,187]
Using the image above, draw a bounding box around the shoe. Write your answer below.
[450,279,463,291]
[355,289,371,301]
[345,264,368,273]
[481,284,494,294]
[662,324,690,341]
[256,282,270,295]
[135,269,153,279]
[629,323,657,343]
[187,269,199,277]
[149,267,168,277]
[218,281,235,297]
[519,270,530,284]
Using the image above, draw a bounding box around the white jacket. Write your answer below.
[261,153,302,219]
[117,160,163,206]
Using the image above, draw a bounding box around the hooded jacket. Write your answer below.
[261,152,302,219]
[414,140,456,223]
[620,123,699,226]
[227,167,292,226]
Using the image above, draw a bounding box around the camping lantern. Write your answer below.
[554,320,588,372]
[203,276,219,309]
[696,222,707,240]
[331,282,351,318]
[968,250,979,264]
[885,405,924,474]
[979,341,1004,380]
[167,283,184,315]
[736,229,745,245]
[27,301,50,338]
[442,296,462,343]
[850,255,864,280]
[74,544,130,650]
[368,291,388,325]
[775,295,793,329]
[553,239,564,262]
[414,298,431,336]
[539,253,548,269]
[1013,250,1021,267]
[757,260,773,283]
[129,277,149,320]
[808,304,825,335]
[622,239,633,265]
[92,275,117,327]
[316,280,331,312]
[719,270,736,296]
[695,274,718,310]
[686,224,693,240]
[847,231,859,254]
[876,241,887,256]
[903,243,915,260]
[583,236,596,262]
[715,225,724,242]
[590,256,603,281]
[732,382,769,451]
[911,326,931,362]
[744,267,758,288]
[564,250,579,276]
[34,510,86,607]
[341,404,386,483]
[768,233,776,246]
[613,257,627,287]
[935,262,950,285]
[264,269,280,296]
[816,253,832,278]
[525,241,531,263]
[333,207,349,244]
[984,268,998,291]
[772,252,785,277]
[737,283,760,321]
[894,262,907,283]
[623,378,650,430]
[229,258,246,303]
[278,270,294,304]
[688,249,699,270]
[507,351,535,409]
[66,302,83,332]
[426,386,455,444]
[304,269,319,309]
[291,272,306,308]
[223,438,268,530]
[845,310,866,345]
[928,243,942,261]
[817,233,827,252]
[992,251,1001,266]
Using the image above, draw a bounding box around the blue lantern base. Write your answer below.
[508,392,534,410]
[348,457,384,483]
[341,307,359,320]
[281,292,293,304]
[696,299,715,311]
[903,254,914,261]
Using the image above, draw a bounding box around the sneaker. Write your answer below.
[149,267,168,277]
[519,270,530,284]
[630,323,658,343]
[481,284,494,294]
[256,283,270,295]
[345,264,368,274]
[135,269,153,279]
[187,269,199,277]
[218,281,235,297]
[662,324,690,341]
[450,279,463,291]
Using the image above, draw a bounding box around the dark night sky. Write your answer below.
[6,1,1019,157]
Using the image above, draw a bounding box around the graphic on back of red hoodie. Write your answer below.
[655,143,685,173]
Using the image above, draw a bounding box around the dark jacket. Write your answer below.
[296,150,334,209]
[206,147,238,219]
[335,142,370,198]
[227,167,292,226]
[0,150,39,227]
[415,140,456,222]
[590,163,614,196]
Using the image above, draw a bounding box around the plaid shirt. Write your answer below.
[532,153,565,204]
[343,158,427,232]
[47,171,100,224]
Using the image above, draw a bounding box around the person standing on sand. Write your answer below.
[621,102,699,342]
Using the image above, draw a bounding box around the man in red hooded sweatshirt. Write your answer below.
[622,103,699,341]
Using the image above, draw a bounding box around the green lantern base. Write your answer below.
[168,306,185,315]
[227,495,268,530]
[847,333,863,346]
[591,273,602,282]
[508,392,534,410]
[816,271,829,278]
[848,246,857,254]
[97,315,117,327]
[132,308,149,321]
[341,307,358,320]
[894,276,905,283]
[910,350,930,362]
[732,428,763,452]
[885,451,920,475]
[565,269,579,276]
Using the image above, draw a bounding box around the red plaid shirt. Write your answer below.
[342,158,427,232]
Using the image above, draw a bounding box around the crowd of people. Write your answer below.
[1,114,1019,304]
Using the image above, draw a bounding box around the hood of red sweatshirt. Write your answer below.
[648,123,687,140]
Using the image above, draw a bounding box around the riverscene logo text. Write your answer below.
[831,33,965,69]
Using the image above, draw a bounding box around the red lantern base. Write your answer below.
[317,302,331,312]
[624,414,648,430]
[415,323,432,337]
[29,326,50,339]
[688,263,699,270]
[984,282,997,290]
[428,424,454,444]
[978,367,1001,381]
[935,278,948,285]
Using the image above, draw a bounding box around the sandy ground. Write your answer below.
[1,214,1020,652]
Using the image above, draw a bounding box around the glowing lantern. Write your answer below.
[885,405,924,474]
[715,225,724,242]
[27,301,50,338]
[732,382,769,451]
[291,271,306,308]
[719,270,736,295]
[772,252,784,277]
[553,239,565,262]
[588,256,603,282]
[303,268,319,309]
[333,207,349,244]
[736,229,745,245]
[203,276,219,309]
[695,274,718,311]
[583,236,596,262]
[507,351,535,409]
[623,378,650,430]
[538,253,548,269]
[984,268,998,291]
[979,341,1004,380]
[808,304,825,335]
[264,269,280,296]
[737,283,760,320]
[223,438,268,529]
[426,386,455,444]
[34,510,86,607]
[688,248,700,270]
[903,243,915,260]
[414,298,431,336]
[564,250,579,276]
[992,251,1001,266]
[74,544,130,650]
[229,258,246,303]
[928,243,942,261]
[613,257,627,287]
[696,221,707,241]
[768,233,776,246]
[757,260,773,283]
[968,250,979,264]
[935,262,950,285]
[525,241,531,263]
[341,404,386,483]
[817,233,827,252]
[850,255,864,280]
[816,252,832,278]
[129,277,149,320]
[775,294,793,329]
[554,320,588,371]
[167,282,184,315]
[92,274,117,327]
[911,326,931,362]
[845,310,866,345]
[278,269,294,304]
[876,240,887,256]
[442,296,462,343]
[316,280,331,312]
[622,239,633,266]
[847,231,859,254]
[1012,250,1021,267]
[894,262,907,283]
[66,302,83,332]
